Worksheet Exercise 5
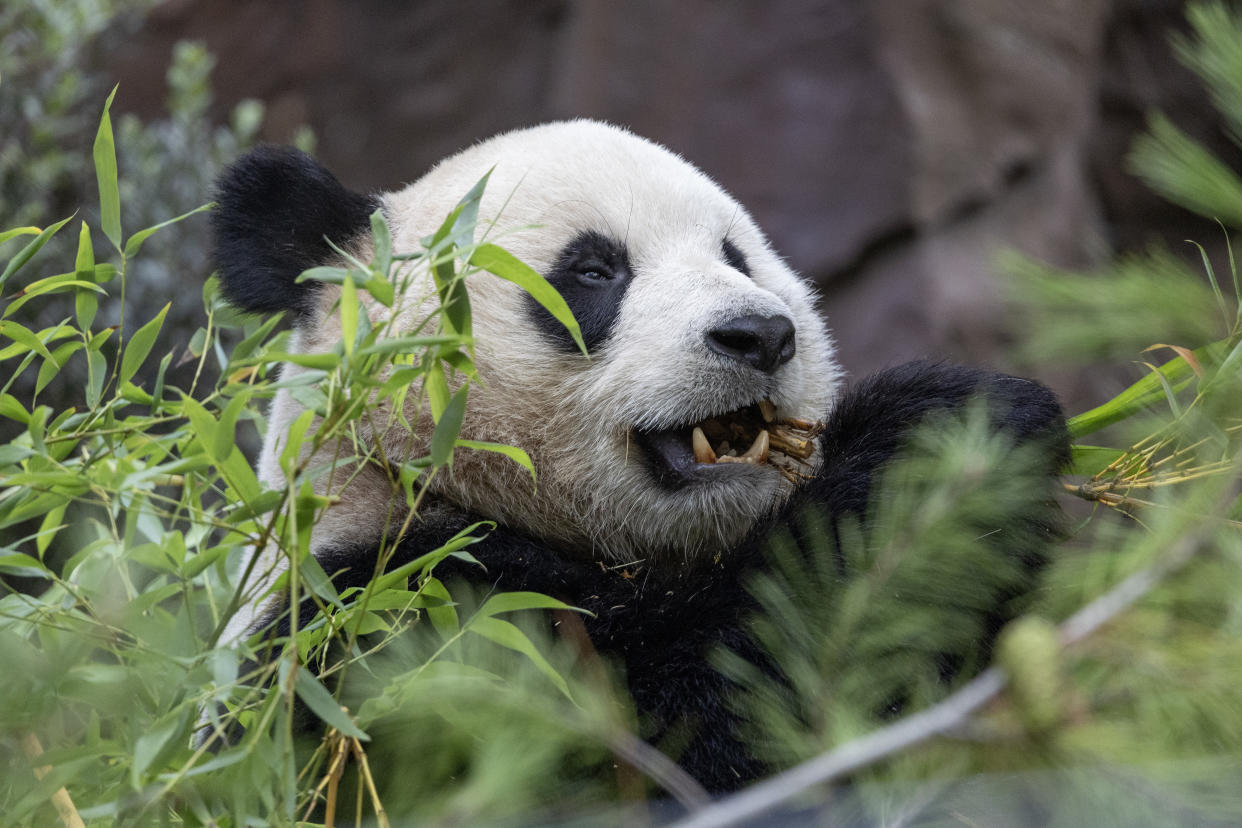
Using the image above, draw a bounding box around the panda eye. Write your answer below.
[722,239,751,278]
[576,263,613,283]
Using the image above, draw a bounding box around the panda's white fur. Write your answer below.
[226,121,840,644]
[209,122,1069,789]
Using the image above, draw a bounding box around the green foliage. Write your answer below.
[0,92,628,826]
[3,2,1242,825]
[718,3,1239,822]
[719,404,1058,770]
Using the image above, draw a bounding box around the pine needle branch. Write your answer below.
[671,474,1238,828]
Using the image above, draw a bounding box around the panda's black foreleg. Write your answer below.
[751,359,1070,713]
[802,359,1069,526]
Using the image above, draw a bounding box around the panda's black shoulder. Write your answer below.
[211,146,379,318]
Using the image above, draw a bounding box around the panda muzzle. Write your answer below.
[636,399,822,485]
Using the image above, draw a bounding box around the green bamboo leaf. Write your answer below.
[1201,334,1242,396]
[455,439,536,485]
[0,445,34,465]
[421,576,459,637]
[1069,445,1131,477]
[36,341,83,395]
[228,313,283,364]
[1067,339,1230,437]
[370,208,392,277]
[475,591,580,619]
[3,275,106,319]
[93,85,122,251]
[0,321,55,362]
[430,384,468,467]
[150,352,172,414]
[0,553,52,579]
[36,502,68,558]
[340,273,358,356]
[371,521,493,593]
[180,396,218,454]
[0,215,73,290]
[358,334,464,356]
[85,349,107,408]
[425,361,450,422]
[292,665,369,740]
[132,708,189,784]
[365,273,394,308]
[213,391,249,463]
[451,170,490,247]
[295,266,352,285]
[123,202,214,258]
[74,221,97,329]
[219,444,262,502]
[0,394,29,423]
[471,243,586,356]
[263,350,340,370]
[468,616,574,699]
[120,302,170,386]
[279,409,315,475]
[0,227,41,247]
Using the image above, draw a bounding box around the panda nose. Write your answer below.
[705,314,797,374]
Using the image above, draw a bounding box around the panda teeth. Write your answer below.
[758,399,777,423]
[745,429,771,462]
[692,427,717,464]
[711,429,770,465]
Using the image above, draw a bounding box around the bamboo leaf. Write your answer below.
[476,591,580,619]
[93,85,122,251]
[430,384,468,467]
[75,221,97,329]
[120,303,170,386]
[421,577,459,638]
[358,334,464,356]
[468,616,574,699]
[0,321,55,362]
[213,392,249,463]
[425,361,449,422]
[1067,339,1230,437]
[370,208,392,277]
[132,708,189,784]
[292,665,369,740]
[123,202,214,258]
[471,243,586,356]
[455,439,536,485]
[0,215,73,290]
[0,227,41,247]
[85,349,107,408]
[0,553,52,579]
[339,273,358,356]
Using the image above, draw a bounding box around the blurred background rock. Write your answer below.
[2,0,1233,410]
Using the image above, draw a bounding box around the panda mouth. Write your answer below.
[633,400,823,486]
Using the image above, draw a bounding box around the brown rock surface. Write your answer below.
[107,0,1224,400]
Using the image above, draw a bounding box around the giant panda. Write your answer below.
[210,120,1069,793]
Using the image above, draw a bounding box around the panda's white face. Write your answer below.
[358,121,840,563]
[259,121,839,566]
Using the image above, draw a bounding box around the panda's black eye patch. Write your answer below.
[575,258,614,283]
[528,231,634,353]
[722,239,751,278]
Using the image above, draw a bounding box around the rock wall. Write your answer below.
[109,0,1223,399]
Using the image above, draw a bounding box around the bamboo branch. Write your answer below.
[21,733,85,828]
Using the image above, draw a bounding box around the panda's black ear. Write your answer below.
[211,146,379,318]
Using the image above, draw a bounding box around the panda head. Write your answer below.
[214,120,840,565]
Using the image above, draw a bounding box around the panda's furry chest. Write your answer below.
[316,499,760,664]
